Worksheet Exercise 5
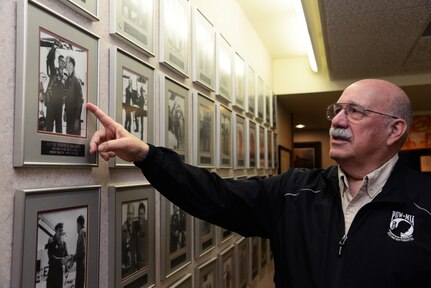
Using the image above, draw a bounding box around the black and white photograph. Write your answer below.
[219,246,235,288]
[195,218,216,258]
[35,207,88,288]
[257,76,265,121]
[235,237,249,288]
[234,114,246,169]
[159,0,190,76]
[216,34,233,102]
[160,196,192,279]
[109,184,155,288]
[110,47,154,167]
[248,120,257,168]
[258,126,266,169]
[219,105,232,168]
[161,76,190,163]
[196,258,217,288]
[14,1,99,166]
[265,86,272,125]
[110,0,154,55]
[59,0,99,21]
[234,53,245,110]
[247,66,256,117]
[12,186,100,288]
[195,93,215,167]
[192,8,216,91]
[267,130,273,169]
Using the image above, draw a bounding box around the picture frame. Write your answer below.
[168,273,193,288]
[234,52,246,110]
[160,75,191,163]
[267,130,273,169]
[195,218,216,258]
[258,125,266,169]
[14,0,99,167]
[293,142,322,169]
[216,103,233,168]
[58,0,99,21]
[278,145,291,174]
[11,185,101,288]
[218,226,234,244]
[193,92,215,168]
[234,113,246,169]
[248,119,257,168]
[216,33,233,102]
[246,66,256,117]
[109,46,155,167]
[195,257,218,288]
[250,237,260,281]
[161,196,192,279]
[110,0,155,56]
[235,237,249,288]
[257,76,265,121]
[273,133,279,170]
[260,238,269,269]
[265,85,272,125]
[218,245,236,288]
[272,93,277,128]
[192,8,216,91]
[108,184,155,288]
[159,0,190,77]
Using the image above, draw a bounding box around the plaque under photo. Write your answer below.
[14,0,99,167]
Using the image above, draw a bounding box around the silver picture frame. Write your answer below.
[216,103,233,169]
[258,125,267,169]
[216,33,233,102]
[234,52,246,110]
[58,0,99,21]
[14,0,99,167]
[247,119,257,169]
[193,92,215,168]
[159,0,190,77]
[109,46,155,167]
[218,245,236,288]
[265,85,272,126]
[11,185,101,288]
[192,8,216,91]
[257,76,265,121]
[235,237,249,288]
[246,66,256,117]
[234,113,246,169]
[195,218,216,258]
[108,184,155,288]
[110,0,155,56]
[195,257,218,288]
[168,273,193,288]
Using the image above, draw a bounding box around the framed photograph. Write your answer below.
[161,197,192,279]
[160,75,191,163]
[234,114,246,169]
[267,130,273,169]
[110,0,155,56]
[246,66,256,117]
[278,145,292,174]
[272,93,277,128]
[195,257,218,288]
[193,92,215,168]
[250,237,260,281]
[218,226,234,245]
[14,0,99,167]
[168,273,193,288]
[216,34,233,102]
[260,238,269,269]
[108,184,155,288]
[235,237,249,288]
[58,0,99,21]
[273,133,278,170]
[11,185,100,288]
[218,245,236,288]
[258,125,266,169]
[159,0,190,76]
[234,53,246,110]
[265,85,272,125]
[248,119,257,168]
[216,103,233,168]
[257,76,265,121]
[192,8,216,91]
[293,142,322,169]
[195,218,216,258]
[109,46,155,167]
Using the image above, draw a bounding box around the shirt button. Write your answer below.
[349,208,355,212]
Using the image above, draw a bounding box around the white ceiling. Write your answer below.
[236,0,431,130]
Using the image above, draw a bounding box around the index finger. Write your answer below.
[86,102,116,128]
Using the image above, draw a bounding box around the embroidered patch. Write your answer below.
[387,211,414,242]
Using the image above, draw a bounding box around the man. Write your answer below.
[136,202,148,269]
[86,79,431,287]
[64,56,83,135]
[122,203,137,277]
[45,55,66,133]
[46,223,69,288]
[124,78,133,133]
[68,215,86,288]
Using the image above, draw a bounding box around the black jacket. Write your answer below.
[136,145,431,288]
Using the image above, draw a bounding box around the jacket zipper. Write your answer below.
[338,234,348,256]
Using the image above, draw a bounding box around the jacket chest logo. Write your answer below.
[387,211,415,242]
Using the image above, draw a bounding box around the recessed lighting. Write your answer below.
[296,124,305,129]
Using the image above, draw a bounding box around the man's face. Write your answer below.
[59,58,65,69]
[55,227,65,242]
[127,205,135,224]
[138,208,145,222]
[329,83,390,165]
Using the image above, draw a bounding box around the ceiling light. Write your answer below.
[296,124,305,129]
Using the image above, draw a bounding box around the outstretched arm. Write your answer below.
[86,102,149,162]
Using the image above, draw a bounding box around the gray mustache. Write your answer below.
[329,127,352,140]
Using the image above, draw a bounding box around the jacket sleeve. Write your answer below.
[135,145,286,238]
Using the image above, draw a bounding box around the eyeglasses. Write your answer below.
[326,103,399,122]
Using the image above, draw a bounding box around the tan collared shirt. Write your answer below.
[338,155,399,233]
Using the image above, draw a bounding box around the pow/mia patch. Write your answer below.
[387,211,414,242]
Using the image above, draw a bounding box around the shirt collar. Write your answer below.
[338,154,399,199]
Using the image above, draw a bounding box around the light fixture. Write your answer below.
[292,0,318,72]
[296,124,305,129]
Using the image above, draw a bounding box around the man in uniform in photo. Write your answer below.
[68,215,86,288]
[124,78,133,133]
[122,203,137,277]
[46,222,70,288]
[45,54,66,133]
[64,56,84,135]
[136,202,148,269]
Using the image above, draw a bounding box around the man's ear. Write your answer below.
[386,119,407,146]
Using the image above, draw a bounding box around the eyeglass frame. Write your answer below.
[326,102,399,122]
